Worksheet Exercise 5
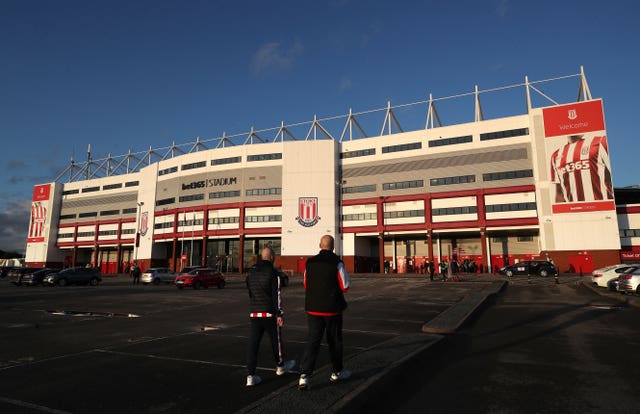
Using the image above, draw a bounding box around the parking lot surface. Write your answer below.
[0,272,635,413]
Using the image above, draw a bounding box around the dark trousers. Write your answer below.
[300,313,343,376]
[246,317,283,375]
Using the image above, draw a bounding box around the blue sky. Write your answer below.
[1,0,637,253]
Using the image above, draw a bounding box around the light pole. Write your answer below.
[134,201,144,263]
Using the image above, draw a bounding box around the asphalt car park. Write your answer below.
[0,272,633,413]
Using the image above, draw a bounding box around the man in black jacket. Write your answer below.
[298,235,350,391]
[245,247,295,386]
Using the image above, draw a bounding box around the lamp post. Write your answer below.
[135,201,144,263]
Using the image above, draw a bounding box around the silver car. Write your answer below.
[141,267,178,285]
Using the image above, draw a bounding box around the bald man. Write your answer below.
[298,235,350,391]
[245,247,295,386]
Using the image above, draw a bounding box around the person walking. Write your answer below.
[245,247,295,387]
[428,259,435,281]
[130,262,141,285]
[298,235,350,391]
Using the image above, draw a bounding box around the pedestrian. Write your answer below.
[428,260,435,281]
[298,235,350,391]
[130,261,141,285]
[245,247,296,387]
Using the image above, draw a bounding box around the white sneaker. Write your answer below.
[246,374,262,386]
[298,374,309,390]
[276,359,296,376]
[330,369,352,382]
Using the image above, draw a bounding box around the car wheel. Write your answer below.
[506,270,513,278]
[217,280,226,289]
[636,286,640,295]
[539,269,549,278]
[89,277,99,286]
[194,281,202,290]
[57,278,67,287]
[153,278,161,285]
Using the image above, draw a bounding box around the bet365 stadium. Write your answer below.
[24,67,640,275]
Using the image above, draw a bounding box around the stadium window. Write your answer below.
[430,175,475,186]
[62,189,80,195]
[340,148,376,159]
[342,184,376,194]
[122,207,137,214]
[103,183,123,190]
[82,186,100,193]
[480,128,529,141]
[209,190,241,199]
[181,161,206,171]
[211,156,241,166]
[382,180,423,191]
[517,236,533,242]
[381,142,421,154]
[125,181,140,187]
[100,209,120,216]
[247,153,282,162]
[179,194,205,203]
[428,135,473,148]
[156,197,175,206]
[59,214,76,220]
[483,169,533,181]
[158,166,178,176]
[78,212,98,218]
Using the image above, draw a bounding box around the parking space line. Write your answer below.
[0,395,72,414]
[94,349,249,370]
[0,350,95,372]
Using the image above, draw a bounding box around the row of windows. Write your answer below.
[491,236,534,242]
[428,135,473,147]
[342,185,376,194]
[430,175,475,186]
[382,142,421,154]
[342,212,377,221]
[480,128,529,141]
[209,217,240,225]
[88,181,139,192]
[246,188,282,196]
[76,231,95,238]
[247,153,282,162]
[383,209,425,219]
[383,180,423,191]
[245,215,282,222]
[621,229,640,237]
[432,206,478,216]
[483,169,533,181]
[210,190,241,199]
[58,233,74,239]
[179,194,205,203]
[159,166,178,176]
[341,148,376,159]
[154,222,174,230]
[485,202,537,213]
[98,230,118,236]
[212,156,241,166]
[182,161,206,171]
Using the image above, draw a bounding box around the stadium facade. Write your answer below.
[25,68,640,275]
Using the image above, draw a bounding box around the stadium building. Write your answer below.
[25,68,639,275]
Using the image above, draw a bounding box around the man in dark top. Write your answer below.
[298,235,350,391]
[245,247,295,386]
[130,262,141,285]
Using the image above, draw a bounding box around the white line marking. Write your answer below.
[0,395,72,414]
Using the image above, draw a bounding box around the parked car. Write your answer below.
[141,267,178,285]
[8,267,39,285]
[43,267,102,286]
[591,264,639,288]
[618,267,640,295]
[1,267,17,278]
[20,268,58,286]
[174,268,225,289]
[500,260,558,278]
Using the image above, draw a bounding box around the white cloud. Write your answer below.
[0,200,30,253]
[495,0,510,18]
[251,39,304,75]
